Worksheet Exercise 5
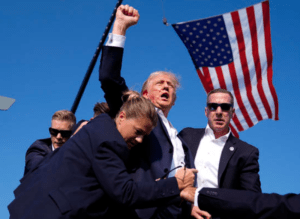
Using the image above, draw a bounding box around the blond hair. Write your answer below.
[141,71,180,96]
[52,110,76,128]
[117,90,158,128]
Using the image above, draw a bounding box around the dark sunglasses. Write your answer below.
[207,103,233,111]
[49,128,72,138]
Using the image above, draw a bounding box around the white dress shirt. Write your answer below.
[194,124,230,206]
[156,109,185,177]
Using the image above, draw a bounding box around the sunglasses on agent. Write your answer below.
[49,128,72,138]
[207,103,233,111]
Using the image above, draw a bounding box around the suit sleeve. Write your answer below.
[239,147,261,192]
[92,141,180,208]
[99,46,128,118]
[24,141,51,175]
[198,188,300,219]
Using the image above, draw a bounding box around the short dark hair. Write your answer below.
[93,102,110,117]
[206,88,234,105]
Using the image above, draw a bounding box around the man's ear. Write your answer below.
[205,107,208,118]
[119,111,126,120]
[116,111,126,127]
[231,107,236,118]
[142,90,149,99]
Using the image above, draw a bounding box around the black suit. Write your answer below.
[198,188,300,219]
[99,46,194,218]
[178,128,261,192]
[24,138,52,175]
[8,114,180,219]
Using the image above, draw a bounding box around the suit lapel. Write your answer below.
[157,115,172,144]
[147,117,173,178]
[218,134,237,185]
[177,135,194,168]
[192,129,205,159]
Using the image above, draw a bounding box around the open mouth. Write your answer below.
[161,92,169,100]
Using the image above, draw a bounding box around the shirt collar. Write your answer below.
[205,124,231,142]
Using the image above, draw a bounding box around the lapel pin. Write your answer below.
[229,147,234,151]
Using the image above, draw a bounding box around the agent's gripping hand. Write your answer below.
[175,167,198,190]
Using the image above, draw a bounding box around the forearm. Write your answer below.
[99,5,139,117]
[99,46,128,118]
[198,188,300,219]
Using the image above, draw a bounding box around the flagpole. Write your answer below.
[71,0,123,114]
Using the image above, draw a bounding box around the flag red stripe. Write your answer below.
[262,1,279,120]
[247,6,273,119]
[229,124,239,138]
[197,68,214,93]
[232,113,244,132]
[228,62,254,127]
[215,66,227,89]
[231,11,263,122]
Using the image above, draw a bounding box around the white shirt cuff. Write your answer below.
[105,33,126,48]
[194,187,201,207]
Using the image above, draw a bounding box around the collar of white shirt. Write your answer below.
[205,124,231,142]
[156,108,185,177]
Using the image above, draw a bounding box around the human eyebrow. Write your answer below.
[167,81,175,87]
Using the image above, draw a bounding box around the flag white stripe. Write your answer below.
[209,67,221,89]
[224,12,254,130]
[254,3,276,120]
[240,7,269,120]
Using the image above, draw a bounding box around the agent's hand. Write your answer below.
[180,186,196,203]
[175,167,197,190]
[72,121,88,136]
[191,205,211,219]
[112,4,140,36]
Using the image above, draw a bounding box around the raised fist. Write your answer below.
[112,4,140,36]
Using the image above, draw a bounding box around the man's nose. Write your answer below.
[216,106,223,114]
[56,133,62,138]
[162,83,169,90]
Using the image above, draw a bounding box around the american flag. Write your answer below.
[172,1,278,137]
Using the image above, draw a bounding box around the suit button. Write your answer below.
[169,148,173,153]
[164,168,168,173]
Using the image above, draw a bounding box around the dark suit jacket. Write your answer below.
[198,188,300,219]
[178,128,261,192]
[24,138,52,175]
[99,46,194,219]
[72,119,88,133]
[8,114,180,219]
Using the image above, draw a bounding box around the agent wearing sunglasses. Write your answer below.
[24,110,76,175]
[178,88,261,218]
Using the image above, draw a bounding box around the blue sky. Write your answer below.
[1,0,300,217]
